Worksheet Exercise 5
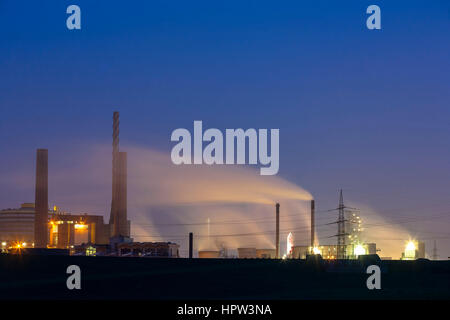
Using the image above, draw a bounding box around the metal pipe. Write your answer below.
[276,203,280,259]
[189,232,193,258]
[311,200,315,250]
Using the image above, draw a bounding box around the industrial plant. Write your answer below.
[0,112,428,261]
[0,112,179,258]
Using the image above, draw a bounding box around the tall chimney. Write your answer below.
[34,149,48,248]
[311,200,315,251]
[114,151,128,237]
[275,203,280,259]
[189,232,193,259]
[109,112,119,226]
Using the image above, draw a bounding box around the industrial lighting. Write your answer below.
[286,232,293,256]
[354,244,366,256]
[404,240,417,260]
[22,242,27,247]
[312,247,321,255]
[74,224,88,230]
[406,241,416,251]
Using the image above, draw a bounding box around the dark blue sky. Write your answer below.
[1,1,449,254]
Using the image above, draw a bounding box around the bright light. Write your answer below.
[404,241,417,259]
[354,244,366,256]
[312,247,321,255]
[74,224,88,230]
[1,242,6,246]
[406,241,416,251]
[22,242,27,247]
[286,232,293,255]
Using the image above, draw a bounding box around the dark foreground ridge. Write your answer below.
[1,254,449,300]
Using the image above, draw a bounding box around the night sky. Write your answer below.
[0,1,449,258]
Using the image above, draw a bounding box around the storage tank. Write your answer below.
[237,247,257,258]
[256,249,276,259]
[198,250,220,258]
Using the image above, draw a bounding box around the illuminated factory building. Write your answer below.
[0,203,110,249]
[1,112,178,257]
[292,243,377,260]
[401,240,425,260]
[48,209,111,248]
[0,203,51,249]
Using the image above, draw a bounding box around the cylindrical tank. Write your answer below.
[256,249,276,259]
[238,247,257,258]
[198,250,220,258]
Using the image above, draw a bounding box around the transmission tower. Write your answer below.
[337,190,346,259]
[432,240,438,260]
[325,189,359,259]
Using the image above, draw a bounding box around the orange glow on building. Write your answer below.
[74,223,88,230]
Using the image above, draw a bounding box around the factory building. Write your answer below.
[0,203,54,248]
[292,243,377,260]
[238,247,258,258]
[48,212,111,248]
[401,241,425,260]
[198,250,221,258]
[117,242,179,257]
[0,203,111,250]
[2,112,179,255]
[256,249,276,259]
[197,248,276,259]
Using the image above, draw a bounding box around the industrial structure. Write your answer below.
[275,203,280,259]
[292,243,377,260]
[0,203,111,249]
[0,203,52,248]
[0,112,180,257]
[0,114,431,261]
[310,200,315,250]
[198,250,221,258]
[401,240,425,260]
[116,242,179,257]
[109,111,131,241]
[34,149,48,248]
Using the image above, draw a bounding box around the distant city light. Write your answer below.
[312,247,321,255]
[1,242,6,247]
[74,224,88,230]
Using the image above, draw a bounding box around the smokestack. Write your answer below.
[114,151,128,237]
[34,149,48,248]
[311,200,315,250]
[276,203,280,259]
[189,232,193,258]
[110,112,129,238]
[109,112,119,226]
